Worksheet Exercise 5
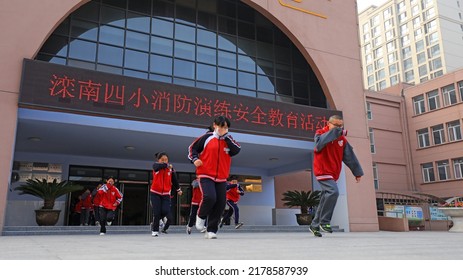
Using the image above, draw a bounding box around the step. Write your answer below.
[2,225,343,236]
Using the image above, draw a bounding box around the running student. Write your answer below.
[97,177,123,235]
[188,116,241,239]
[309,115,363,237]
[220,177,244,229]
[149,152,182,237]
[186,178,204,234]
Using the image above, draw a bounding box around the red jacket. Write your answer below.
[150,163,179,196]
[191,186,202,205]
[81,191,93,209]
[226,183,244,203]
[188,131,241,182]
[97,183,123,210]
[313,125,363,181]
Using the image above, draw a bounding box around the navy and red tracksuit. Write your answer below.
[311,125,363,228]
[150,162,179,232]
[188,130,241,233]
[222,182,245,225]
[97,183,123,233]
[187,179,203,228]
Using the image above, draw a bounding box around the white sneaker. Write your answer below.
[152,231,159,237]
[95,221,100,226]
[200,228,207,233]
[106,221,112,226]
[195,216,206,231]
[205,231,217,239]
[99,233,105,236]
[186,226,192,234]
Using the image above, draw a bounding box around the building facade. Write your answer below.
[359,0,463,91]
[0,0,378,232]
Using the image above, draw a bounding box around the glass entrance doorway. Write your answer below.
[119,182,149,225]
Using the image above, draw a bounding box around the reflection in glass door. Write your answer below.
[119,182,150,225]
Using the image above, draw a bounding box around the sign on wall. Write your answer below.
[19,59,340,141]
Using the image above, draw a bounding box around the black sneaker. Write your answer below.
[161,229,168,234]
[309,226,322,237]
[320,224,333,233]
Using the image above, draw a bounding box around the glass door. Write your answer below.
[119,182,150,225]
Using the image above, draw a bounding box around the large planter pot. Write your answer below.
[35,209,61,226]
[438,208,463,232]
[296,213,312,225]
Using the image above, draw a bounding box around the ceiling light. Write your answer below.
[124,146,135,151]
[27,137,41,142]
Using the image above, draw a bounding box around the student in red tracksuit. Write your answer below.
[309,115,363,238]
[188,116,241,239]
[149,152,182,237]
[80,188,92,226]
[186,178,204,234]
[220,178,245,229]
[97,177,123,235]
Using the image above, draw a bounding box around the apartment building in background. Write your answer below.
[359,0,463,91]
[365,70,463,201]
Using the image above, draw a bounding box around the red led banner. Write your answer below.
[19,59,340,140]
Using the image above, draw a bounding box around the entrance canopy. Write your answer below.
[15,108,315,177]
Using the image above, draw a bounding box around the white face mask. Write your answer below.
[214,127,220,135]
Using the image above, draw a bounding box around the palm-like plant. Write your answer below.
[282,190,321,214]
[15,178,83,209]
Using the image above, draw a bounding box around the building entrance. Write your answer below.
[119,182,150,225]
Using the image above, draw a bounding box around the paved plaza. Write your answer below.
[0,229,462,260]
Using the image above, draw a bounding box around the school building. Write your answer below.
[0,0,378,232]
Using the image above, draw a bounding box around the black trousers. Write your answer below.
[198,178,227,233]
[150,193,171,232]
[98,207,116,233]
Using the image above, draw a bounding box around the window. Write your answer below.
[428,45,440,58]
[390,75,399,85]
[459,81,463,102]
[437,160,450,181]
[447,120,462,141]
[442,84,457,106]
[398,12,407,23]
[427,32,439,45]
[385,30,395,41]
[402,46,411,58]
[423,7,435,21]
[454,158,463,179]
[378,80,387,90]
[401,35,410,46]
[366,64,373,75]
[431,124,445,145]
[416,40,424,52]
[400,24,409,36]
[413,17,421,28]
[389,63,398,74]
[375,58,385,70]
[366,102,372,120]
[369,128,375,153]
[403,58,413,70]
[425,20,437,33]
[417,52,426,64]
[417,128,430,148]
[426,89,440,110]
[383,7,392,18]
[429,58,442,71]
[388,52,397,63]
[376,69,385,80]
[418,65,427,77]
[386,41,396,53]
[405,70,414,83]
[413,95,425,115]
[373,163,379,190]
[422,162,435,182]
[374,47,383,59]
[384,19,394,30]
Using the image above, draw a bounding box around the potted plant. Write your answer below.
[15,178,83,226]
[282,189,321,225]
